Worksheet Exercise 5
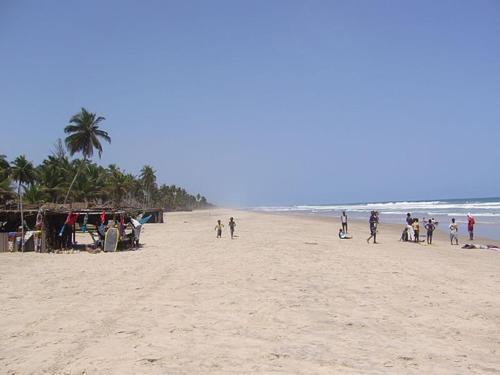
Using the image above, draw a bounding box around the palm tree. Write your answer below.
[0,178,13,203]
[24,184,47,204]
[140,165,156,208]
[0,154,10,178]
[11,155,36,251]
[63,108,111,204]
[106,167,133,207]
[37,155,71,202]
[0,154,12,205]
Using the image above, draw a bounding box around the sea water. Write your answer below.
[253,197,500,241]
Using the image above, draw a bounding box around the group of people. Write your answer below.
[401,213,437,244]
[449,214,476,245]
[339,210,380,243]
[338,210,477,246]
[338,211,353,239]
[214,217,237,239]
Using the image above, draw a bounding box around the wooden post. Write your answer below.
[19,189,24,252]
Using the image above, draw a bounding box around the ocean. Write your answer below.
[253,197,500,241]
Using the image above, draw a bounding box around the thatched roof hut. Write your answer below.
[0,205,164,252]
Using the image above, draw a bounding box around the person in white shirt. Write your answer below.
[341,211,348,233]
[449,218,459,245]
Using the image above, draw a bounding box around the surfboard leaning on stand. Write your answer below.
[104,227,119,252]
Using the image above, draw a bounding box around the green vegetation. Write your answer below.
[0,109,211,211]
[63,108,111,204]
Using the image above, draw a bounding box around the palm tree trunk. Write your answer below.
[63,159,85,204]
[18,182,25,252]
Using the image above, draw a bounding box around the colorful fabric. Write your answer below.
[65,212,79,225]
[139,215,152,224]
[467,215,475,231]
[81,213,89,233]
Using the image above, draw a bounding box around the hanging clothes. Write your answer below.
[59,212,79,248]
[81,213,89,233]
[119,213,125,239]
[35,209,43,230]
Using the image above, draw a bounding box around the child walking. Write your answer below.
[215,220,224,238]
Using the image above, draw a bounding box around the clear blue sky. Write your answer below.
[1,1,499,206]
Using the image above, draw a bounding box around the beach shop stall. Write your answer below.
[0,206,148,253]
[0,209,46,252]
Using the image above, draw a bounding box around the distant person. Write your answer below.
[215,220,224,238]
[228,217,236,239]
[467,213,475,241]
[366,211,378,244]
[338,228,352,239]
[412,218,420,243]
[449,218,459,245]
[406,213,414,242]
[341,211,348,233]
[59,210,79,249]
[400,225,408,242]
[424,219,436,245]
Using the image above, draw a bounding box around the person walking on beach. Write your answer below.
[425,219,436,245]
[228,217,236,239]
[449,218,459,245]
[215,220,224,238]
[467,213,475,241]
[341,211,348,233]
[366,211,378,244]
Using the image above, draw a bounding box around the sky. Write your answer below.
[0,0,499,206]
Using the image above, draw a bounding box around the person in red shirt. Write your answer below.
[467,213,475,241]
[59,211,79,249]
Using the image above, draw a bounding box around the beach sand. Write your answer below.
[1,209,499,374]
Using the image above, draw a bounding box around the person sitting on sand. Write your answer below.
[449,218,459,245]
[339,228,352,239]
[215,220,224,238]
[400,225,409,242]
[424,219,436,245]
[228,217,236,239]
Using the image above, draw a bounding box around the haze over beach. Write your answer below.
[1,1,500,374]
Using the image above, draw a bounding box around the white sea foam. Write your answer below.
[254,199,500,218]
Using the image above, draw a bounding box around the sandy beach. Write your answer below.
[1,208,499,374]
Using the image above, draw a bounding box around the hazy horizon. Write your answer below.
[1,1,499,206]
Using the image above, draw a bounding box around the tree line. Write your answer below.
[0,108,211,211]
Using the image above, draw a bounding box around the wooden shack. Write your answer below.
[0,205,151,252]
[141,208,164,223]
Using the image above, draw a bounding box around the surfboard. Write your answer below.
[139,215,152,224]
[104,228,119,252]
